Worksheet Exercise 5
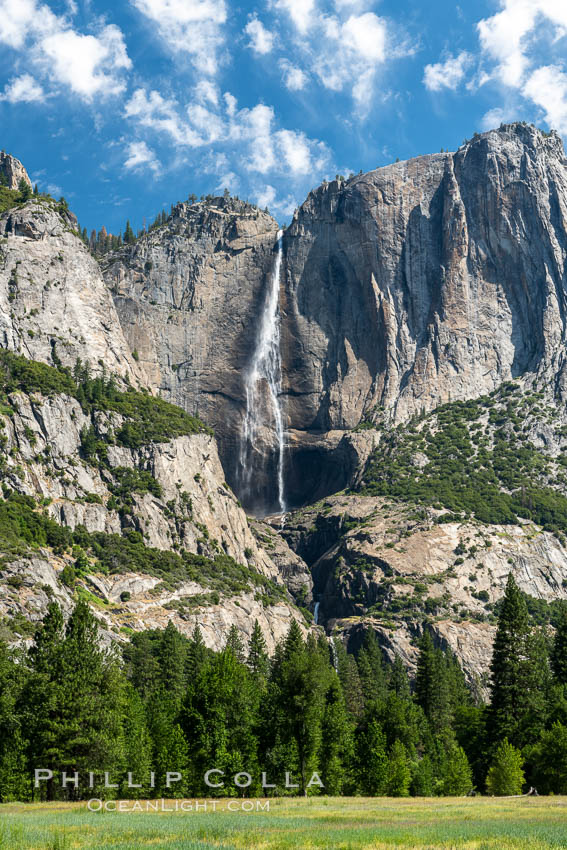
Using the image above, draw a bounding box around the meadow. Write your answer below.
[0,797,566,850]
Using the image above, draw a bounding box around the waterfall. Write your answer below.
[239,230,286,514]
[313,601,320,625]
[329,637,339,672]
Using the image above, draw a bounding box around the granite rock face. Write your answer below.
[0,200,145,384]
[281,124,567,435]
[282,492,567,687]
[101,197,281,505]
[0,386,311,648]
[0,152,32,190]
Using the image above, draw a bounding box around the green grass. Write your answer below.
[0,798,566,849]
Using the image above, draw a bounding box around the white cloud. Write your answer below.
[124,140,160,173]
[476,0,567,88]
[125,86,332,183]
[125,89,204,146]
[342,12,386,62]
[423,51,472,92]
[256,184,276,209]
[255,183,298,216]
[0,0,56,49]
[130,0,227,75]
[275,129,312,174]
[524,64,567,133]
[1,73,45,103]
[476,1,567,133]
[245,16,274,54]
[275,0,315,34]
[39,25,131,98]
[275,5,393,113]
[480,106,517,130]
[47,183,63,196]
[279,60,308,91]
[215,170,239,193]
[0,0,131,100]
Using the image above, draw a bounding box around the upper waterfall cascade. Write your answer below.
[239,230,286,514]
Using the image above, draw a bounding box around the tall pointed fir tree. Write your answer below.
[551,602,567,686]
[488,573,547,748]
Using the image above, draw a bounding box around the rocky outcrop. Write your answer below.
[1,387,300,580]
[281,492,567,685]
[0,200,145,383]
[0,554,307,654]
[0,152,31,191]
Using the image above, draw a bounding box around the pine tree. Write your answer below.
[157,621,187,703]
[335,639,364,719]
[247,620,269,682]
[319,676,352,794]
[24,601,126,799]
[124,219,136,244]
[18,178,31,201]
[0,642,28,801]
[357,629,387,707]
[389,654,411,698]
[186,625,208,679]
[184,648,258,796]
[489,574,530,745]
[226,624,246,663]
[356,716,388,794]
[551,602,567,685]
[415,632,452,732]
[120,684,153,798]
[386,740,411,797]
[485,738,524,795]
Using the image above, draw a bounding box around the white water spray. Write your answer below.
[313,601,320,625]
[240,230,286,514]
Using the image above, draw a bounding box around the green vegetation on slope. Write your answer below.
[0,186,20,214]
[0,490,283,601]
[359,383,567,535]
[0,350,210,447]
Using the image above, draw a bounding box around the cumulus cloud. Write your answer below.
[130,0,227,75]
[279,60,308,91]
[1,73,45,103]
[39,25,131,98]
[0,0,131,99]
[423,51,472,92]
[124,140,160,173]
[273,2,396,112]
[125,86,332,180]
[245,16,274,54]
[275,0,315,35]
[476,1,567,133]
[524,64,567,134]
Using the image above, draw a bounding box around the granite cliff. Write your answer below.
[103,124,567,510]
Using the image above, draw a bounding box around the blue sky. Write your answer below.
[1,0,566,236]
